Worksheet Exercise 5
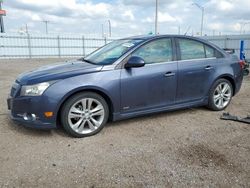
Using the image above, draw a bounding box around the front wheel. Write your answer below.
[61,92,109,137]
[208,79,233,111]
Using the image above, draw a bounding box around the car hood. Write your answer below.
[17,60,103,85]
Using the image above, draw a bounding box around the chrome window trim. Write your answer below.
[102,56,217,70]
[145,60,178,66]
[178,57,216,62]
[102,38,218,71]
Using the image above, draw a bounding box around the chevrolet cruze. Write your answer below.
[7,35,244,137]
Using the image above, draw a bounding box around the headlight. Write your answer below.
[20,82,50,96]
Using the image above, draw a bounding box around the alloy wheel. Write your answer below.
[213,82,232,109]
[68,98,105,134]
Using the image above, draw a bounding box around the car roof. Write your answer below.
[121,34,226,55]
[122,34,202,41]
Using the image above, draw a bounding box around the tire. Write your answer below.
[61,92,109,138]
[207,78,233,111]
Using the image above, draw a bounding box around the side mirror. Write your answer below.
[125,56,145,68]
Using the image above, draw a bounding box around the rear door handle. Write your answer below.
[205,66,214,70]
[164,72,175,77]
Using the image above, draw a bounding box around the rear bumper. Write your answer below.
[234,71,244,95]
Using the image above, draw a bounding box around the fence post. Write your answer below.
[224,36,228,49]
[104,37,107,45]
[82,36,85,57]
[57,35,61,58]
[27,34,32,58]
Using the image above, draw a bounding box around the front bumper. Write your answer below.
[9,113,57,129]
[7,96,57,129]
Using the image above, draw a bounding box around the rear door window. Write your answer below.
[179,39,205,60]
[205,45,216,58]
[132,38,173,64]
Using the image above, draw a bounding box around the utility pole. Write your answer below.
[0,0,6,33]
[192,2,204,36]
[155,0,158,35]
[42,20,49,34]
[108,20,111,37]
[201,7,204,36]
[101,24,104,38]
[25,23,29,34]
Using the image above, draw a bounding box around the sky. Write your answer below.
[1,0,250,37]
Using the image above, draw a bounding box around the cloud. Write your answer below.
[122,10,135,21]
[142,12,176,23]
[2,0,250,36]
[31,15,41,22]
[121,0,175,7]
[6,0,111,19]
[217,1,234,11]
[207,23,223,30]
[158,12,176,22]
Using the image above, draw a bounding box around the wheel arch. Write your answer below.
[213,74,236,96]
[56,87,114,125]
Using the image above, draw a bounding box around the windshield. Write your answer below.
[83,39,143,65]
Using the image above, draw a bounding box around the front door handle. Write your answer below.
[205,65,214,70]
[164,72,175,77]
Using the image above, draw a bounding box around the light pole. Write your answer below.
[42,20,49,34]
[108,20,111,37]
[155,0,158,35]
[193,2,204,36]
[101,24,104,38]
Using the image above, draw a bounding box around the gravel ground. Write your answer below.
[0,58,249,188]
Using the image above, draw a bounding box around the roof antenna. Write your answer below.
[184,26,191,35]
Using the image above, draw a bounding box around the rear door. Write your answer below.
[176,38,218,103]
[120,38,178,113]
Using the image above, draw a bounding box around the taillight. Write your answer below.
[239,60,245,69]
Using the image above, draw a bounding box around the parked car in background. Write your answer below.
[7,35,244,137]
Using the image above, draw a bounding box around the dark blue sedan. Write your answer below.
[7,35,244,137]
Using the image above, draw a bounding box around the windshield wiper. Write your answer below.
[80,58,95,65]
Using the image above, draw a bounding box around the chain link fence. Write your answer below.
[203,34,250,59]
[1,33,249,59]
[0,33,113,58]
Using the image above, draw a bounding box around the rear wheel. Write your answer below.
[208,79,233,111]
[61,92,109,137]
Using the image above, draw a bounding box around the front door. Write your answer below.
[120,38,177,113]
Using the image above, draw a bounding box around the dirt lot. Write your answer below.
[0,58,249,188]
